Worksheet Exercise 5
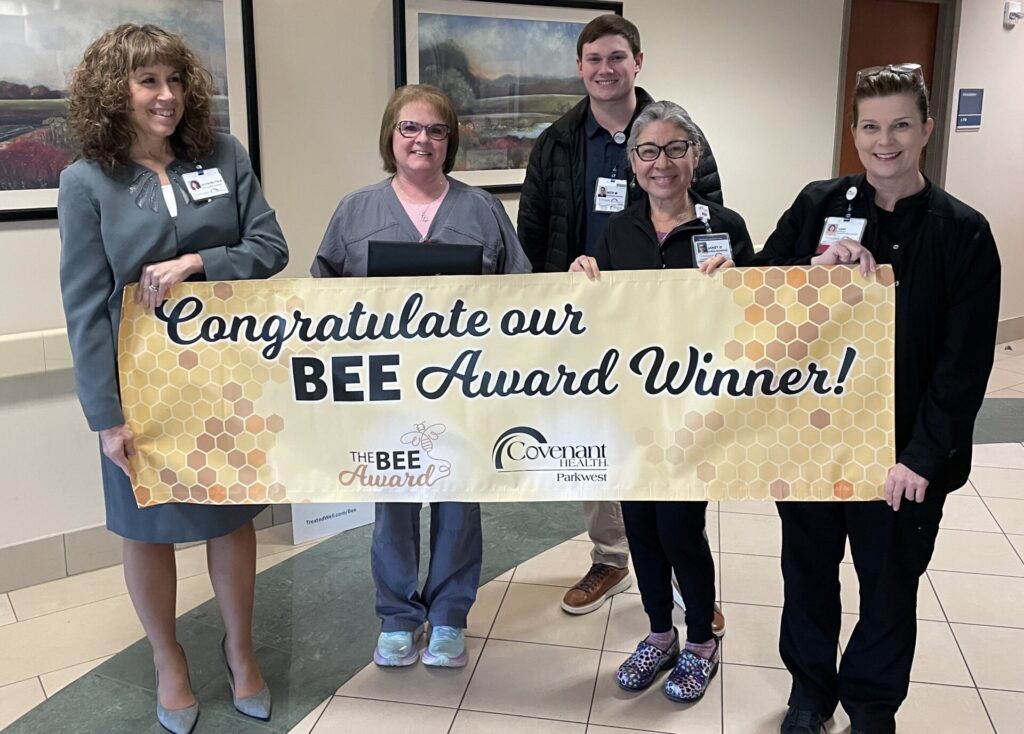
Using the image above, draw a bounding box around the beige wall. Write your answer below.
[0,0,1016,549]
[944,0,1024,332]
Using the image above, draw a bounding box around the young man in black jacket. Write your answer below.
[516,14,725,625]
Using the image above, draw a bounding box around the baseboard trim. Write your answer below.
[997,315,1024,346]
[0,507,288,594]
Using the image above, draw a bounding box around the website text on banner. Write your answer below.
[118,267,895,506]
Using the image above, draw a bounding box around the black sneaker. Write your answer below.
[780,707,829,734]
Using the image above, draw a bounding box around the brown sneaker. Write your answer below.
[561,563,631,615]
[712,603,726,637]
[671,576,726,636]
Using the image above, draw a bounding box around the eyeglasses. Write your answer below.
[632,139,697,162]
[855,63,924,84]
[395,120,451,140]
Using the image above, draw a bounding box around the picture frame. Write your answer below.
[394,0,623,194]
[0,0,261,222]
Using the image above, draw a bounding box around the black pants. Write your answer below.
[778,497,946,733]
[621,500,716,643]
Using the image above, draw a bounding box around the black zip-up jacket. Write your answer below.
[517,87,724,273]
[752,174,1001,493]
[595,192,752,271]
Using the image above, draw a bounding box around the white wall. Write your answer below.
[944,0,1024,327]
[0,0,1016,549]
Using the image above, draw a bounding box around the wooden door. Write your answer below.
[839,0,939,176]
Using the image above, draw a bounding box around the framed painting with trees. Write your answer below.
[0,0,260,221]
[394,0,622,194]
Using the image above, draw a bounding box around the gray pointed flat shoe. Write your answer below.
[155,669,199,734]
[221,635,272,721]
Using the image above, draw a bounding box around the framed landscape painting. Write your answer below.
[394,0,623,194]
[0,0,259,221]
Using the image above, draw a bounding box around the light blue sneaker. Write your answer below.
[421,626,468,668]
[373,630,420,667]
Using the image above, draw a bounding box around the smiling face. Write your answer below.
[631,120,696,206]
[577,34,642,105]
[392,99,448,181]
[127,63,184,148]
[852,93,933,188]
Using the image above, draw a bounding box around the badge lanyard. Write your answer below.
[844,186,857,221]
[695,204,713,234]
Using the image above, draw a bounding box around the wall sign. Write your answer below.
[956,88,984,130]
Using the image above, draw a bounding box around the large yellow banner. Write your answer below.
[118,267,895,506]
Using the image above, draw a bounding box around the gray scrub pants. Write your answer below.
[371,502,482,632]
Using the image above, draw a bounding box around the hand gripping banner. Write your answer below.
[118,267,895,506]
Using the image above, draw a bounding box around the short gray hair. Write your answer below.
[627,100,703,157]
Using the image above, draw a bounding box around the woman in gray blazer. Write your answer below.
[58,24,287,733]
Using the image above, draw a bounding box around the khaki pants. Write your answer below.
[583,500,629,568]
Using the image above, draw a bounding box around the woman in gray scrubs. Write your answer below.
[312,84,530,670]
[58,24,288,733]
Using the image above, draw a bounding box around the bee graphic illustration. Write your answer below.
[401,422,446,455]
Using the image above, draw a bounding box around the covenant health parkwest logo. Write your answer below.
[491,427,609,482]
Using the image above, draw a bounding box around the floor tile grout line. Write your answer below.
[585,591,617,729]
[447,577,515,729]
[926,566,1024,580]
[3,542,302,625]
[6,586,134,624]
[946,619,1024,632]
[582,721,676,734]
[37,654,115,699]
[454,704,597,728]
[303,696,332,733]
[914,569,994,725]
[976,684,1024,694]
[977,493,1024,567]
[482,635,613,654]
[333,693,458,712]
[2,592,18,625]
[717,501,725,734]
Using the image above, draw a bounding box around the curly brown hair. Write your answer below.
[66,23,216,168]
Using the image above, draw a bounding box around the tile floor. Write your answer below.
[290,442,1024,733]
[1,343,1023,732]
[0,522,319,729]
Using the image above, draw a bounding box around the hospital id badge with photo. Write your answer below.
[692,233,733,267]
[817,216,866,253]
[182,168,230,201]
[594,177,627,213]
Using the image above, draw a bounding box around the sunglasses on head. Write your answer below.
[855,63,924,84]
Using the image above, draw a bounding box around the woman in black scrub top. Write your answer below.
[753,66,1000,734]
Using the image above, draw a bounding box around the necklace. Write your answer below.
[393,176,449,223]
[650,198,695,231]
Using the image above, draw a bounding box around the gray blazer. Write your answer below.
[58,133,288,431]
[311,177,531,277]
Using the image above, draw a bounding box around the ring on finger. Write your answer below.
[147,284,159,292]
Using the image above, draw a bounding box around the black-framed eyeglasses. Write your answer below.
[395,120,451,140]
[855,63,924,84]
[632,139,697,162]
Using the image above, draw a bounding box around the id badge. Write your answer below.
[182,168,230,201]
[594,177,627,213]
[692,233,733,267]
[817,216,866,253]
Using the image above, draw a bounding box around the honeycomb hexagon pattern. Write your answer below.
[118,267,895,504]
[635,266,895,500]
[119,283,304,506]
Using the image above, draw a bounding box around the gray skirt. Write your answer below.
[101,450,263,543]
